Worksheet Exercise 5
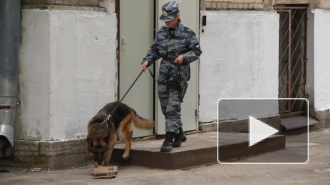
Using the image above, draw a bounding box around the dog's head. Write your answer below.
[87,118,111,165]
[87,136,110,165]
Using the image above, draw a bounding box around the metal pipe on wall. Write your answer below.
[0,0,21,157]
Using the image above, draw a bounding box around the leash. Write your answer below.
[104,70,144,124]
[147,68,156,81]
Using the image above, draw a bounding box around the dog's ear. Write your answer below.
[87,137,93,147]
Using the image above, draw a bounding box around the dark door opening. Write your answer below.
[275,5,308,115]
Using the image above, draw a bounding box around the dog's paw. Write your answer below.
[122,154,130,160]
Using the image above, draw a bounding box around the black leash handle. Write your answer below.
[106,70,144,120]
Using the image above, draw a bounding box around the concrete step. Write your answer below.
[111,132,285,169]
[281,116,318,130]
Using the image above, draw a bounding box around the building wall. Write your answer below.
[200,3,330,127]
[205,0,330,10]
[313,9,330,110]
[17,1,330,142]
[199,11,279,122]
[18,6,117,141]
[18,10,51,140]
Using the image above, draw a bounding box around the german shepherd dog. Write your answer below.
[87,102,154,167]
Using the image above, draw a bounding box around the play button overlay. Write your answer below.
[217,98,309,164]
[249,116,278,147]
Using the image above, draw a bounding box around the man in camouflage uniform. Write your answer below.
[141,1,202,152]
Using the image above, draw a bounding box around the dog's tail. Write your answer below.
[133,111,155,130]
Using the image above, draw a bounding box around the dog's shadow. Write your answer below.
[110,149,131,166]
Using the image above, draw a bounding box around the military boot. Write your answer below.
[160,132,176,152]
[173,127,187,147]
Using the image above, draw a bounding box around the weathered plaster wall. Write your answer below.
[19,10,52,140]
[199,11,279,122]
[18,7,117,140]
[313,9,330,110]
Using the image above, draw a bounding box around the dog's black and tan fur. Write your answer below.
[87,102,154,167]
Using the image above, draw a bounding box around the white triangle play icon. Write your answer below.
[249,116,278,147]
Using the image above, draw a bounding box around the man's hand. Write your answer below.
[141,61,149,71]
[174,55,184,64]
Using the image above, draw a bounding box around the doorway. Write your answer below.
[275,5,308,115]
[119,0,200,137]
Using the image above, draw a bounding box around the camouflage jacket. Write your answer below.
[143,21,202,83]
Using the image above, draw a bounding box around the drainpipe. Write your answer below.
[0,0,20,157]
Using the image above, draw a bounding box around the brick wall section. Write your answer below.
[22,0,100,7]
[206,0,264,10]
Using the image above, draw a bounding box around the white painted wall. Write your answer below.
[313,9,330,110]
[18,8,117,140]
[19,10,51,140]
[199,11,279,122]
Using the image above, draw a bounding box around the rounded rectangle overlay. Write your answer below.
[217,98,309,164]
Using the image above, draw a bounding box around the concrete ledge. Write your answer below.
[200,115,281,133]
[220,115,281,132]
[314,109,330,129]
[199,122,217,132]
[0,138,89,170]
[219,134,285,162]
[111,132,285,169]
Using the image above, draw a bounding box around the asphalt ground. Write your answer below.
[0,129,329,185]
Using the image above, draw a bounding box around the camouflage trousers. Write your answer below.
[158,82,188,134]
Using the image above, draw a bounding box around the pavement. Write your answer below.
[0,129,329,185]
